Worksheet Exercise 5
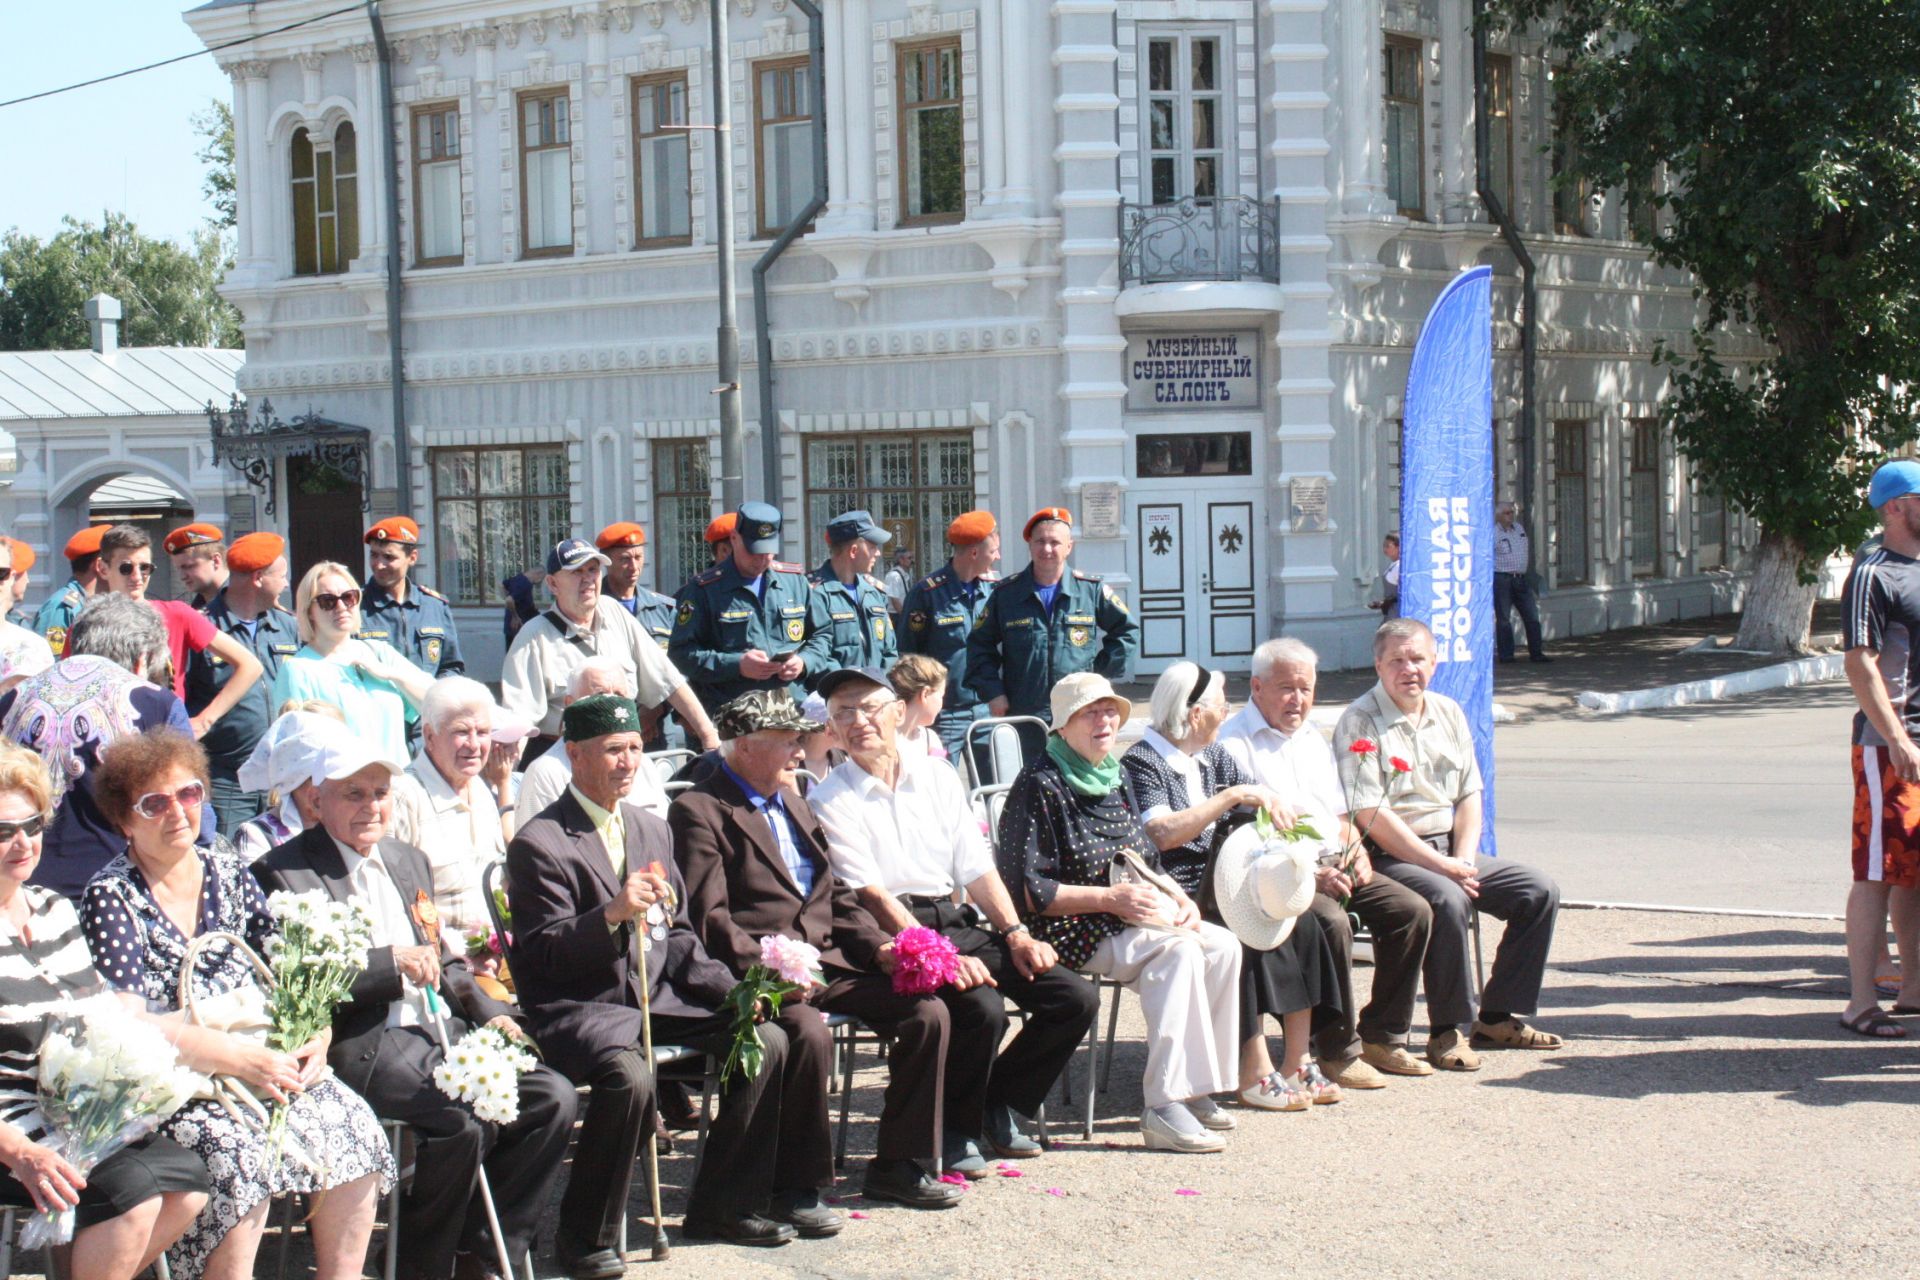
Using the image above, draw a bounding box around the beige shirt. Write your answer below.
[388,756,505,939]
[569,784,628,881]
[1332,684,1482,838]
[499,597,686,735]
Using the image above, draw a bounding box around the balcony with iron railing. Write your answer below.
[1116,195,1285,318]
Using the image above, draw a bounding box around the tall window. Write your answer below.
[1552,420,1589,584]
[898,40,964,224]
[633,73,692,248]
[1384,37,1424,218]
[413,105,462,266]
[756,57,815,238]
[1630,418,1661,577]
[1550,70,1593,235]
[652,440,712,592]
[291,122,358,276]
[1485,52,1514,215]
[520,90,573,256]
[805,433,973,576]
[1142,29,1227,204]
[1696,474,1727,569]
[431,445,570,605]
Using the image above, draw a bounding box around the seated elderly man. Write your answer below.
[516,657,670,830]
[509,694,803,1261]
[671,691,966,1214]
[1218,637,1435,1084]
[388,676,514,945]
[1333,618,1563,1071]
[254,734,575,1280]
[809,668,1097,1171]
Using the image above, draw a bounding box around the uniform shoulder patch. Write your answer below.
[692,565,725,585]
[676,599,696,626]
[860,573,887,590]
[417,584,448,602]
[917,570,948,591]
[1072,569,1100,582]
[774,560,807,575]
[806,567,831,586]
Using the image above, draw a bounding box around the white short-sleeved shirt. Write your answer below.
[1217,703,1347,859]
[500,598,686,736]
[811,751,993,899]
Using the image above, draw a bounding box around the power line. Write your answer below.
[0,3,368,111]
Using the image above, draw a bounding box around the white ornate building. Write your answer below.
[183,0,1759,678]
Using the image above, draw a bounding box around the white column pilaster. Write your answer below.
[998,0,1036,215]
[351,45,387,269]
[1340,0,1391,216]
[818,0,857,231]
[841,0,875,231]
[975,0,1006,211]
[231,61,277,287]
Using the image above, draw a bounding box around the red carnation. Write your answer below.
[1348,738,1377,755]
[1389,756,1412,774]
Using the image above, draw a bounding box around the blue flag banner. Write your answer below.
[1398,265,1497,856]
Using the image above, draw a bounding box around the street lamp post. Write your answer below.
[710,0,745,512]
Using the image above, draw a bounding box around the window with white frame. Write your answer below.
[291,121,358,276]
[1630,418,1661,577]
[898,39,964,224]
[413,105,462,267]
[431,444,570,604]
[1485,52,1515,215]
[1384,37,1424,218]
[652,440,712,592]
[520,90,573,256]
[633,73,692,248]
[1141,28,1229,204]
[1552,420,1590,584]
[756,57,815,238]
[1550,68,1593,236]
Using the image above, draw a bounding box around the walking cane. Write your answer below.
[634,865,671,1261]
[422,985,520,1280]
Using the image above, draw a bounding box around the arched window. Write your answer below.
[291,121,360,275]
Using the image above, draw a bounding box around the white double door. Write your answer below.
[1127,487,1262,675]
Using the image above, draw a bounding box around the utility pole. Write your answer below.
[710,0,745,511]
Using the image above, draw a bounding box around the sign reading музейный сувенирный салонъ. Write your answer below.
[1125,331,1261,410]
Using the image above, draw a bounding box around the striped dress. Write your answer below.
[0,886,113,1143]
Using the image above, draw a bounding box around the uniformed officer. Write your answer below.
[595,522,675,647]
[669,501,832,712]
[359,516,465,679]
[32,524,110,655]
[187,532,302,833]
[900,510,1001,757]
[6,539,35,628]
[164,522,229,611]
[965,507,1138,753]
[806,509,898,673]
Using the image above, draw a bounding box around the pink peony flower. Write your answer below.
[890,925,963,996]
[757,934,824,986]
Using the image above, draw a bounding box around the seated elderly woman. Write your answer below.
[228,703,351,861]
[0,741,210,1280]
[80,730,394,1280]
[387,676,515,943]
[1121,662,1346,1111]
[0,594,203,900]
[270,562,431,767]
[995,672,1242,1154]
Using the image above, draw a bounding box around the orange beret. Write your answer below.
[1023,507,1073,539]
[226,532,287,573]
[946,510,997,547]
[63,525,111,561]
[595,522,647,550]
[162,523,224,555]
[364,517,420,546]
[7,539,34,573]
[704,512,738,545]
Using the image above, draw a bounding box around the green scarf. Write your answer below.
[1046,732,1122,798]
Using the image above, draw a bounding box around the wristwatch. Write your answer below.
[1003,922,1030,939]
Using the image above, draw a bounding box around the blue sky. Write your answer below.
[0,3,233,245]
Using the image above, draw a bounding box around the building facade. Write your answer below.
[184,0,1760,679]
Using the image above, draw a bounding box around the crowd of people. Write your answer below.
[0,503,1566,1280]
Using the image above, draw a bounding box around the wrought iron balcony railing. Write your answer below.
[1118,196,1280,287]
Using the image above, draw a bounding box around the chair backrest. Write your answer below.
[646,748,696,785]
[963,714,1050,787]
[970,781,1015,854]
[481,860,512,953]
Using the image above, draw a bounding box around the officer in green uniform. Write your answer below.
[669,501,833,712]
[32,524,109,655]
[358,516,466,678]
[186,532,301,833]
[807,508,899,673]
[595,522,677,648]
[965,507,1138,753]
[900,509,1001,757]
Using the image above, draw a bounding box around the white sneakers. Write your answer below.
[1238,1072,1311,1112]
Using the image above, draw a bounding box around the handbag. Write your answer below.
[1107,849,1190,931]
[178,930,278,1132]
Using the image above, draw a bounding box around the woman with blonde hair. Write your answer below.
[887,653,951,762]
[269,562,431,766]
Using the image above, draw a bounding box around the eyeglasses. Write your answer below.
[0,814,46,843]
[828,698,896,727]
[131,780,207,820]
[313,589,362,612]
[116,562,155,578]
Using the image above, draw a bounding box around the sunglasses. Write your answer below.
[116,562,155,578]
[132,780,206,820]
[0,569,11,586]
[0,814,46,842]
[313,589,362,612]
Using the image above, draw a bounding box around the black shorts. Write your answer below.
[0,1134,207,1231]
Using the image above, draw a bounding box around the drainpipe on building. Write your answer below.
[1472,0,1536,519]
[369,1,412,518]
[751,0,828,508]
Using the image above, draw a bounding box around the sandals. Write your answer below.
[1471,1017,1565,1050]
[1841,1008,1909,1038]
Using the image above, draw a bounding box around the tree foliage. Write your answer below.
[1486,0,1920,643]
[194,99,237,232]
[0,212,240,351]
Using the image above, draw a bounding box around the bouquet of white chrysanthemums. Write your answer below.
[264,890,374,1055]
[23,1004,203,1248]
[432,1025,537,1125]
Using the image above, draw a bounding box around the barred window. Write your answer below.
[431,445,570,605]
[1552,420,1589,585]
[804,432,973,584]
[1384,37,1424,218]
[1630,418,1661,577]
[898,40,964,224]
[651,440,712,593]
[633,73,692,247]
[413,105,462,266]
[291,121,358,276]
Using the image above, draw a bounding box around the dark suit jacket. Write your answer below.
[254,825,518,1096]
[505,791,736,1080]
[668,768,890,979]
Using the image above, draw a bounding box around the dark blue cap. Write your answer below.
[735,502,783,554]
[825,509,891,547]
[546,538,611,575]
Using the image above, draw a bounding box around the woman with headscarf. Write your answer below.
[228,706,354,861]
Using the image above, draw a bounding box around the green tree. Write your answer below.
[194,99,237,231]
[1485,0,1920,652]
[0,212,240,350]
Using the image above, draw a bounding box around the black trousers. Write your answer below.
[907,899,1100,1122]
[650,1013,798,1224]
[358,1026,577,1280]
[817,971,954,1163]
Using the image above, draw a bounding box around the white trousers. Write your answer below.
[1084,922,1242,1109]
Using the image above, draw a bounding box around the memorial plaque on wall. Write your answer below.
[1288,476,1330,532]
[1125,331,1262,411]
[1081,482,1123,538]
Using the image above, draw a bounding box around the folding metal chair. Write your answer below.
[645,748,696,786]
[963,715,1051,789]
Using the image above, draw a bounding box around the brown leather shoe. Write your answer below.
[1323,1055,1388,1089]
[1360,1041,1433,1077]
[1426,1029,1482,1072]
[1472,1017,1565,1050]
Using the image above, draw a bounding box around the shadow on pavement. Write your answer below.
[1484,1039,1919,1105]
